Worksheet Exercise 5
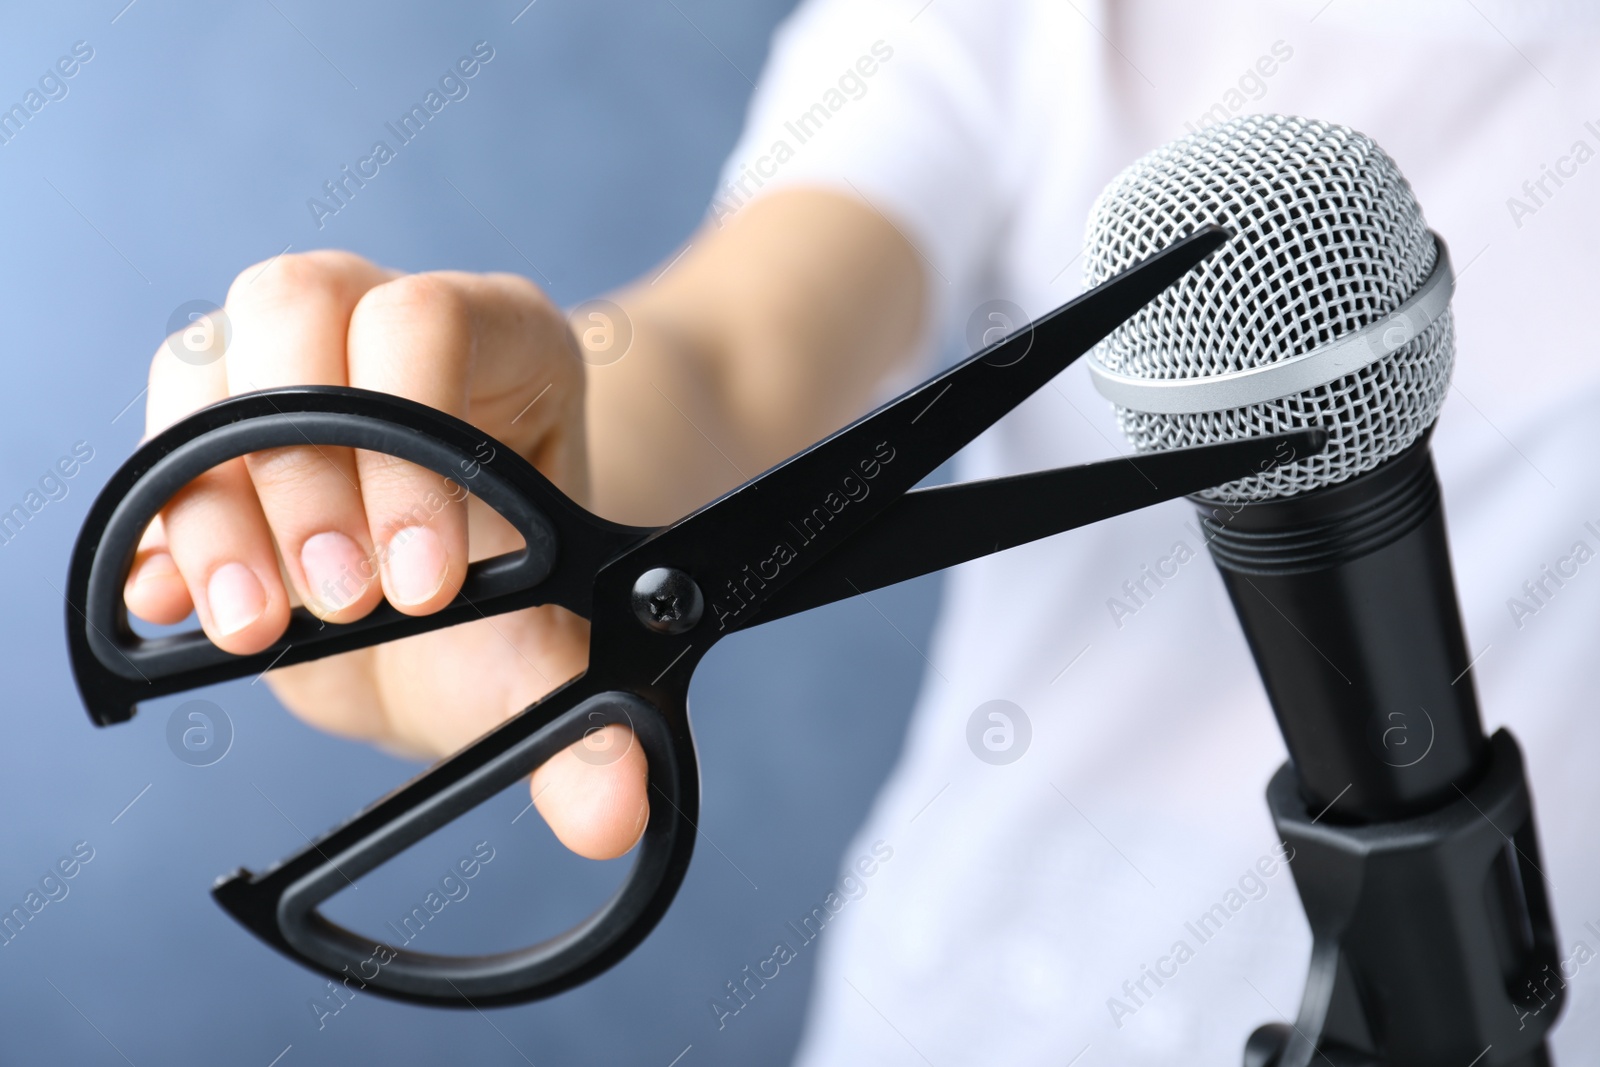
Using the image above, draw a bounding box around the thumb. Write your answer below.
[528,725,649,859]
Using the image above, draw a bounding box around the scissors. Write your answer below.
[64,224,1324,1007]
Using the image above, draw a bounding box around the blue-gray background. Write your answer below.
[0,2,944,1063]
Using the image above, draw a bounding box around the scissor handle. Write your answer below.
[65,386,645,725]
[213,677,700,1006]
[67,385,700,1004]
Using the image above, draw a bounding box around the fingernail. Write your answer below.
[384,526,447,606]
[300,531,370,612]
[207,562,266,636]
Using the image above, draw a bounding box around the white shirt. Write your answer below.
[715,2,1600,1062]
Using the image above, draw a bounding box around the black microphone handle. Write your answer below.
[1198,433,1487,821]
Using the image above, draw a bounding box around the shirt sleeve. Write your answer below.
[712,0,1032,333]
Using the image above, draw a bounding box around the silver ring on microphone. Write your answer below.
[1087,233,1453,415]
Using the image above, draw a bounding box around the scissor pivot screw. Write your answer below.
[631,567,703,634]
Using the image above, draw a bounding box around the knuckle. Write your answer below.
[483,276,589,392]
[352,272,473,341]
[363,458,459,514]
[162,463,244,528]
[359,448,430,483]
[496,274,575,343]
[242,445,337,499]
[371,498,443,546]
[226,250,370,312]
[487,271,555,315]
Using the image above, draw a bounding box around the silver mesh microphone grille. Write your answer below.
[1084,114,1454,501]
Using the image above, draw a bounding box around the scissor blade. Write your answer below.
[612,225,1230,638]
[736,429,1327,629]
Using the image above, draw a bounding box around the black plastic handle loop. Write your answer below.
[87,412,555,675]
[212,685,699,1006]
[67,387,645,724]
[65,386,700,1006]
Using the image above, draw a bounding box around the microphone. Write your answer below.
[1084,113,1476,820]
[1082,115,1562,1066]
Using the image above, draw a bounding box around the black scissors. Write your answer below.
[64,224,1324,1007]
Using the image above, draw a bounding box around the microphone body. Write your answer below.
[1198,434,1484,820]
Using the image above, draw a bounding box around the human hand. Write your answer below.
[125,251,647,859]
